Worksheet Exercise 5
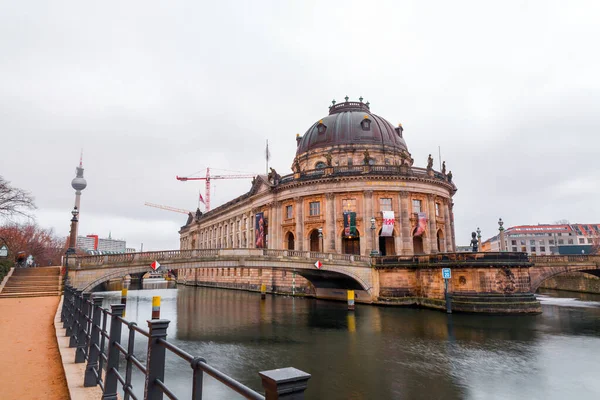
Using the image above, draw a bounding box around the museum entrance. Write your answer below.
[342,230,361,255]
[378,229,396,256]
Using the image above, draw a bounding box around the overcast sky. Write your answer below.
[1,1,598,250]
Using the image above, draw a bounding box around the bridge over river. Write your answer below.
[66,250,600,314]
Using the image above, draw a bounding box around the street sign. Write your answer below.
[442,268,451,279]
[0,245,7,258]
[314,260,322,269]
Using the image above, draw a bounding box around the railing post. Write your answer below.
[84,297,103,387]
[144,319,170,400]
[190,357,206,400]
[259,367,311,399]
[62,286,72,325]
[69,290,83,346]
[75,292,91,362]
[103,304,125,400]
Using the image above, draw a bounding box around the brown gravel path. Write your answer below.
[0,297,70,400]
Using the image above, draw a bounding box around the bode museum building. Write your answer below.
[178,98,458,296]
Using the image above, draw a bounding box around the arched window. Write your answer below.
[317,120,327,134]
[315,161,326,169]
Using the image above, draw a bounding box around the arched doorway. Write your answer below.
[378,229,396,256]
[286,232,295,250]
[437,229,445,253]
[342,229,361,255]
[309,229,320,252]
[413,235,424,254]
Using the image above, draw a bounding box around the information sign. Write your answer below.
[442,268,451,279]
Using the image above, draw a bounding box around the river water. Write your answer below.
[97,286,600,400]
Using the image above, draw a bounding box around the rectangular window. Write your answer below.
[521,246,527,252]
[530,247,536,253]
[435,203,440,217]
[549,239,555,245]
[568,239,574,244]
[286,205,293,219]
[530,240,536,245]
[380,198,393,212]
[412,199,422,213]
[511,240,517,245]
[540,246,546,252]
[258,269,263,277]
[347,157,353,166]
[520,240,526,246]
[558,239,564,244]
[309,201,321,216]
[588,238,593,244]
[579,238,585,244]
[539,240,544,245]
[512,246,518,252]
[342,199,357,212]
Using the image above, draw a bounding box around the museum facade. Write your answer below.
[179,98,457,257]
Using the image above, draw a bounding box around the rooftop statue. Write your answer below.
[442,161,446,175]
[470,232,479,252]
[427,154,433,170]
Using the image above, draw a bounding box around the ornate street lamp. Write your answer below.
[318,227,323,253]
[370,217,379,256]
[65,206,79,282]
[476,227,482,252]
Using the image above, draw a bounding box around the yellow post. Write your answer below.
[152,296,161,319]
[347,290,355,311]
[121,288,128,317]
[260,283,266,299]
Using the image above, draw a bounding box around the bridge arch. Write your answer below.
[529,263,600,293]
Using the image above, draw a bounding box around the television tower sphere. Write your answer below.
[71,163,87,191]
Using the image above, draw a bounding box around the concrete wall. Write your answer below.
[538,272,600,294]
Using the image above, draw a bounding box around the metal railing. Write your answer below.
[373,251,532,266]
[60,286,311,399]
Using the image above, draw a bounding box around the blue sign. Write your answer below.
[442,268,451,279]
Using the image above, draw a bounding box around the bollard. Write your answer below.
[260,283,266,300]
[121,288,128,317]
[347,290,355,311]
[152,296,161,319]
[259,367,311,400]
[444,279,452,314]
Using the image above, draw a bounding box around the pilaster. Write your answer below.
[295,197,304,251]
[325,193,335,252]
[399,192,413,255]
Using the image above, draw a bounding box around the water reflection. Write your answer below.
[96,286,600,400]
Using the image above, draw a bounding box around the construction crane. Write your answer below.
[176,167,255,212]
[144,202,192,215]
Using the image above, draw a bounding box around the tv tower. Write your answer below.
[69,151,87,242]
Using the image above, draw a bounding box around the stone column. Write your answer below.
[399,192,413,255]
[325,193,335,252]
[295,197,304,251]
[444,200,453,252]
[449,201,456,251]
[274,202,282,250]
[364,190,374,255]
[428,195,438,253]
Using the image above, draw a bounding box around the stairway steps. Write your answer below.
[0,292,62,298]
[0,267,62,298]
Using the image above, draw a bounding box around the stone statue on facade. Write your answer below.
[195,208,203,220]
[470,232,478,252]
[427,154,434,170]
[363,149,371,165]
[442,161,446,175]
[447,170,453,182]
[293,158,301,173]
[325,152,332,167]
[268,167,281,185]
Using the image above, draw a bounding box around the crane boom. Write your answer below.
[176,167,256,212]
[145,202,191,215]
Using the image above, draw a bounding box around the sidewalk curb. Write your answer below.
[54,296,103,400]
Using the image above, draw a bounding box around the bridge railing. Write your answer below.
[59,286,311,400]
[373,252,531,266]
[75,248,373,268]
[529,254,598,264]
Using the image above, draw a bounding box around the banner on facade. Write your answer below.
[381,211,395,237]
[413,212,427,237]
[255,212,265,248]
[343,212,357,237]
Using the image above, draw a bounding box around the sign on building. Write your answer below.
[442,268,451,279]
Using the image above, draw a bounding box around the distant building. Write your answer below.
[482,223,599,255]
[125,248,137,253]
[76,233,127,254]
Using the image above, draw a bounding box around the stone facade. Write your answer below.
[180,100,457,258]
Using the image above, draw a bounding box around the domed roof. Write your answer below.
[296,100,408,155]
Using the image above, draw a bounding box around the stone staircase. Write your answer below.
[0,267,62,298]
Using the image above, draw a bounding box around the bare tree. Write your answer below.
[0,223,65,266]
[554,219,570,225]
[0,176,36,219]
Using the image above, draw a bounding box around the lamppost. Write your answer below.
[370,217,379,256]
[65,206,79,283]
[476,227,482,251]
[318,227,323,253]
[498,218,506,252]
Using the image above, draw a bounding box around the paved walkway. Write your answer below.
[0,297,70,399]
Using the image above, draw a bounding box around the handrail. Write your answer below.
[60,286,311,400]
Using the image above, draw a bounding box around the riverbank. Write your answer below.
[0,297,69,400]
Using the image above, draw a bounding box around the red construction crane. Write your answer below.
[176,167,255,212]
[144,202,192,215]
